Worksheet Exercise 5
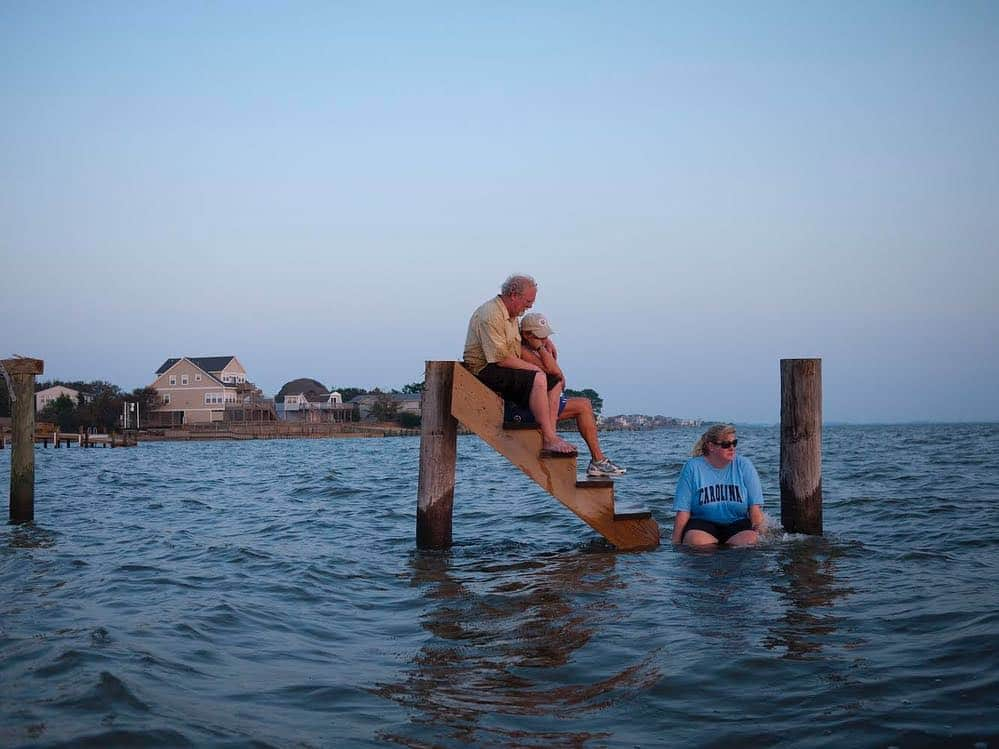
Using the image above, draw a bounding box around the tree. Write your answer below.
[401,380,425,394]
[77,381,124,431]
[0,378,10,418]
[370,392,400,422]
[129,386,161,428]
[565,388,603,417]
[331,386,368,403]
[39,394,78,432]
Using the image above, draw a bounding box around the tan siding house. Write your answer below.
[148,356,250,426]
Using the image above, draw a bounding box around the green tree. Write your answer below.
[401,380,424,394]
[370,392,400,422]
[77,381,124,431]
[565,388,603,417]
[0,378,10,418]
[332,386,368,403]
[128,386,161,428]
[39,394,79,431]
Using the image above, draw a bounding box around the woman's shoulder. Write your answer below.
[734,455,758,471]
[681,456,707,472]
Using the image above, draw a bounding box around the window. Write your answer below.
[205,393,224,405]
[195,374,201,382]
[163,393,171,404]
[181,375,189,385]
[169,376,176,385]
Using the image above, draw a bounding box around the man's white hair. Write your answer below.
[500,274,537,297]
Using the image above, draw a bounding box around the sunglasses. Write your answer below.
[711,439,738,449]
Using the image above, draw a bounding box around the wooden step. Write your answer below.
[539,449,577,459]
[450,362,659,551]
[613,506,653,521]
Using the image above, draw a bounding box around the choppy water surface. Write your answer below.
[2,424,998,747]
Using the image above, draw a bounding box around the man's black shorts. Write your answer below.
[476,364,561,409]
[682,517,753,544]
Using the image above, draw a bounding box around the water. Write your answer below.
[2,424,998,748]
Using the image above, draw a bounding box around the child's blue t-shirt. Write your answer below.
[673,455,764,525]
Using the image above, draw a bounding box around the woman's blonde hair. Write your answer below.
[691,423,736,457]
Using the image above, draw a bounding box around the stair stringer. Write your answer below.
[450,362,659,550]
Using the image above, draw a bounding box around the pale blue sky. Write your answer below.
[2,2,997,423]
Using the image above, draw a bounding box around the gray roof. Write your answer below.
[275,378,328,399]
[156,356,236,376]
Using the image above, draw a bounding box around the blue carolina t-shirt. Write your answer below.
[673,455,764,525]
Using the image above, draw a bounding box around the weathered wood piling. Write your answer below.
[416,361,457,549]
[3,357,44,524]
[780,358,822,535]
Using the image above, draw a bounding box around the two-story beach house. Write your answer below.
[147,356,274,426]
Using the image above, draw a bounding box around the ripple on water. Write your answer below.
[1,427,998,747]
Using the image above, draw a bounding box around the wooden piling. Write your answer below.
[4,357,44,523]
[417,361,457,549]
[780,358,822,535]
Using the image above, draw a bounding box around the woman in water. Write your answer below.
[672,423,764,546]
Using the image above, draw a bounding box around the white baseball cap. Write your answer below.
[520,313,555,338]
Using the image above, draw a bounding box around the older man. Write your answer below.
[463,274,577,455]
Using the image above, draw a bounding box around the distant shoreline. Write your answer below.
[135,422,419,443]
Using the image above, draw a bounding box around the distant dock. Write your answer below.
[0,431,137,449]
[135,422,420,442]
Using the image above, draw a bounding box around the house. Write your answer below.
[147,356,275,426]
[35,385,85,413]
[275,378,353,423]
[348,392,422,421]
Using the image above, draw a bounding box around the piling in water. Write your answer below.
[3,357,44,524]
[417,360,457,549]
[780,358,822,535]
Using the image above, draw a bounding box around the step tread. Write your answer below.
[539,449,577,460]
[576,478,613,488]
[613,506,653,521]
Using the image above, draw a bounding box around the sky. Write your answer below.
[2,2,997,423]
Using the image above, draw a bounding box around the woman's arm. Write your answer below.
[749,504,765,532]
[521,342,564,381]
[672,510,690,545]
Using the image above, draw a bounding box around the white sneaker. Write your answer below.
[587,458,626,477]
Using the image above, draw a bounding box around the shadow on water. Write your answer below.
[373,547,662,748]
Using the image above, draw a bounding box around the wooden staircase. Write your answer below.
[450,362,660,551]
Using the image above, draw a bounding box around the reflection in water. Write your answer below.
[763,537,856,659]
[375,549,662,748]
[670,547,771,657]
[5,524,58,550]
